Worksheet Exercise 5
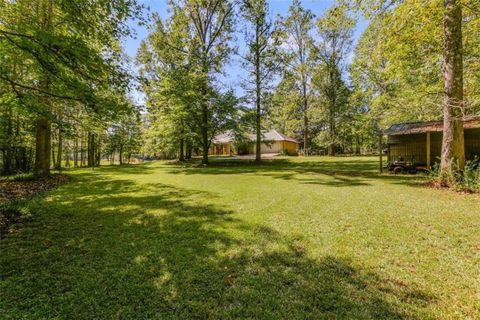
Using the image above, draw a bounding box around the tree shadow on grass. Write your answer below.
[1,178,433,319]
[62,162,157,176]
[166,158,422,188]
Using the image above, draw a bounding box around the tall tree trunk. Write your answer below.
[201,73,209,165]
[65,143,70,168]
[51,137,55,168]
[186,141,192,159]
[34,118,51,176]
[95,136,101,166]
[327,69,336,157]
[328,102,336,156]
[87,132,95,167]
[34,0,53,177]
[55,128,62,170]
[179,138,185,161]
[302,81,308,156]
[74,137,78,168]
[441,0,465,173]
[255,23,262,163]
[80,135,85,167]
[119,145,123,165]
[4,105,13,174]
[355,135,361,155]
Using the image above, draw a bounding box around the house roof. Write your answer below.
[250,129,299,143]
[212,130,235,144]
[212,129,298,144]
[385,116,480,136]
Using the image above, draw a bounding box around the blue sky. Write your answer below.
[123,0,368,105]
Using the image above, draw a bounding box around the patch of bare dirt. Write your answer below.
[0,174,69,204]
[421,179,478,194]
[0,174,70,236]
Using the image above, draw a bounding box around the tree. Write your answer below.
[0,0,143,175]
[275,0,316,155]
[106,108,143,165]
[240,0,277,162]
[314,5,355,156]
[350,0,479,172]
[181,0,235,164]
[139,0,236,164]
[137,11,196,161]
[441,0,464,172]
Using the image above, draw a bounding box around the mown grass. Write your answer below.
[1,156,479,319]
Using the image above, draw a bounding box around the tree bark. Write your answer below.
[355,135,361,155]
[87,132,95,167]
[255,21,262,163]
[4,105,13,174]
[441,0,465,173]
[186,141,192,159]
[201,72,209,165]
[327,68,336,157]
[119,144,123,165]
[55,128,62,170]
[34,117,51,176]
[65,143,70,168]
[80,135,85,166]
[33,0,53,177]
[302,81,308,156]
[74,137,78,167]
[95,136,101,166]
[179,138,185,161]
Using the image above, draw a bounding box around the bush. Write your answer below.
[429,157,480,192]
[1,202,22,235]
[11,173,37,182]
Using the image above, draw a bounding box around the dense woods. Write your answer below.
[1,0,479,175]
[0,0,144,175]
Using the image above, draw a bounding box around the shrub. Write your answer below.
[429,157,480,192]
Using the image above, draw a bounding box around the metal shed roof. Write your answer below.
[385,116,480,136]
[249,129,299,143]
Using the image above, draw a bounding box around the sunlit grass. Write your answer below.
[1,156,479,319]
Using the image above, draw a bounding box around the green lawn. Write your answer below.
[1,157,479,319]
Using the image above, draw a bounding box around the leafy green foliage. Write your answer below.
[0,0,145,173]
[350,0,480,127]
[273,0,316,152]
[137,0,239,162]
[429,157,480,192]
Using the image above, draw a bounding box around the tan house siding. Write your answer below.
[283,141,299,155]
[256,141,299,155]
[209,143,232,155]
[259,141,283,153]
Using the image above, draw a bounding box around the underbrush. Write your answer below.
[0,174,69,235]
[0,199,35,236]
[428,158,480,193]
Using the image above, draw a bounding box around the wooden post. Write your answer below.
[426,131,431,168]
[379,134,383,173]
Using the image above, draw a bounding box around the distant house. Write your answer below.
[210,131,235,156]
[385,117,480,166]
[209,129,299,156]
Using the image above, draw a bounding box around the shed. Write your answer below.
[385,117,480,167]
